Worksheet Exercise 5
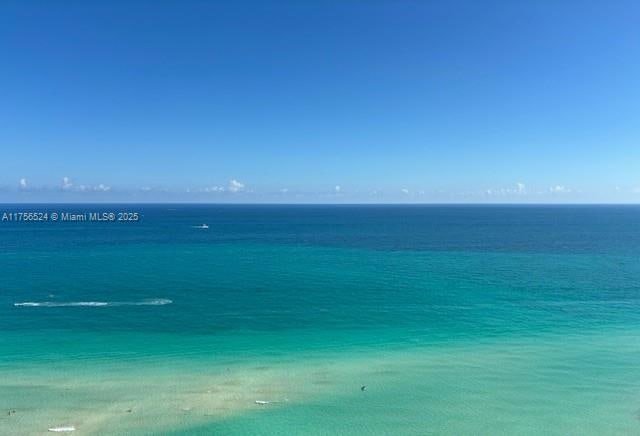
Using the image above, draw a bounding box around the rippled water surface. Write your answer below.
[1,205,640,435]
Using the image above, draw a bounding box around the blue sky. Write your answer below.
[1,0,639,203]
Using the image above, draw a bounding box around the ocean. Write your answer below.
[1,205,640,435]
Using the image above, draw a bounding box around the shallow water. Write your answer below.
[1,205,640,434]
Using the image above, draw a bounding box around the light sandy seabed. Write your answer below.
[2,329,640,435]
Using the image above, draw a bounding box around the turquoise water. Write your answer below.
[1,205,640,434]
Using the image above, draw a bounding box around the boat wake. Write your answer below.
[14,298,173,307]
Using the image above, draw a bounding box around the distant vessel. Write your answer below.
[48,427,76,433]
[192,224,209,229]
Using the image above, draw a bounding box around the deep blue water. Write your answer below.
[2,204,640,253]
[2,204,640,336]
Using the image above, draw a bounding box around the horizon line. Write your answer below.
[1,202,640,206]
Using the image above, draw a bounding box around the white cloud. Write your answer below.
[62,176,73,190]
[401,188,409,194]
[549,185,571,194]
[19,178,28,190]
[334,185,341,193]
[201,186,224,193]
[78,183,111,192]
[228,179,245,193]
[485,182,527,197]
[280,188,289,193]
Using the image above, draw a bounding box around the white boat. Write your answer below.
[192,224,209,229]
[48,427,76,433]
